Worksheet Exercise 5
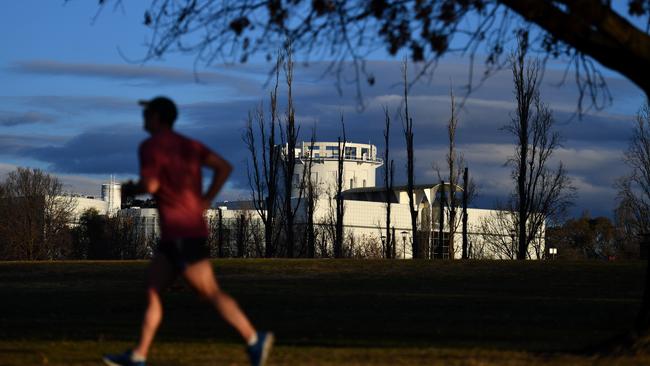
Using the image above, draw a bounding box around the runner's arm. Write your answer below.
[202,151,233,208]
[121,177,160,199]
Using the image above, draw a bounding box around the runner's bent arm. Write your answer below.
[121,177,160,199]
[202,151,233,208]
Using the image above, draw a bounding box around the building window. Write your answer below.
[344,146,357,158]
[361,148,369,158]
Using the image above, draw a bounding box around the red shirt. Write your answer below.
[139,130,210,241]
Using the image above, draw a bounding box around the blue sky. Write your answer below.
[0,1,646,219]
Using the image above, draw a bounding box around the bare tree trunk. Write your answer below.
[217,207,224,258]
[334,117,347,258]
[391,226,397,259]
[447,91,458,259]
[437,180,445,259]
[383,107,394,259]
[236,213,247,258]
[512,43,537,260]
[282,50,300,258]
[462,167,469,259]
[305,130,318,258]
[402,60,419,259]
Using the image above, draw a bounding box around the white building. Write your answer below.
[224,140,545,259]
[67,141,544,259]
[66,177,122,223]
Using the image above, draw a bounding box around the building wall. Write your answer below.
[69,197,108,223]
[289,141,383,197]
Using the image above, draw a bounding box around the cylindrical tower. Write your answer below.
[101,176,122,216]
[286,141,383,197]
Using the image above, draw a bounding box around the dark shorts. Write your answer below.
[157,237,210,271]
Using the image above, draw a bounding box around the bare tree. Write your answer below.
[506,44,575,260]
[618,102,650,334]
[382,106,395,259]
[478,205,519,260]
[280,48,305,258]
[304,129,319,258]
[243,55,282,258]
[402,61,420,259]
[0,168,75,260]
[617,103,650,239]
[333,116,347,258]
[434,90,472,259]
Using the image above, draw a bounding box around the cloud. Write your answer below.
[0,133,65,155]
[25,129,145,174]
[0,111,56,126]
[10,60,265,93]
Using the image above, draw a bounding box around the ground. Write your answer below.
[0,259,647,365]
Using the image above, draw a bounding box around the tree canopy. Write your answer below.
[100,0,650,110]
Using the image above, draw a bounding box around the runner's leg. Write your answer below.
[133,253,178,357]
[183,259,256,341]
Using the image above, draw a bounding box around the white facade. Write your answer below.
[287,141,383,197]
[65,195,108,223]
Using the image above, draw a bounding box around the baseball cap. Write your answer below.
[138,96,178,123]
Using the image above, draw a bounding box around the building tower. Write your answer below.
[101,176,121,216]
[286,141,383,197]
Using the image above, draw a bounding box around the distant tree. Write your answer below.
[382,106,395,259]
[434,90,477,259]
[546,214,617,260]
[334,116,347,258]
[617,102,650,337]
[244,55,282,258]
[402,61,420,259]
[478,204,519,260]
[617,103,650,240]
[280,48,305,258]
[506,43,575,260]
[72,208,108,259]
[304,129,319,258]
[614,198,643,259]
[235,212,248,258]
[0,167,75,260]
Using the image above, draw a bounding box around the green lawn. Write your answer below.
[0,259,647,365]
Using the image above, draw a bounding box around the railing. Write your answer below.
[297,152,383,163]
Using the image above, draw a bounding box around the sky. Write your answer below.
[0,1,646,219]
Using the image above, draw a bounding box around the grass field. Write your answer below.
[0,259,648,365]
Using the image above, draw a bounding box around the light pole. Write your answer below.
[401,231,408,259]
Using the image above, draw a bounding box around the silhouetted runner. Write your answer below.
[103,96,273,366]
